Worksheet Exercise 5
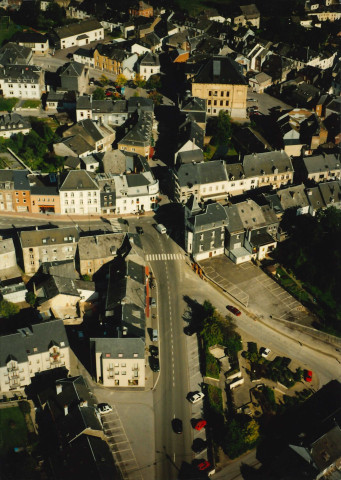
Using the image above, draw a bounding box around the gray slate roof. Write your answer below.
[193,55,247,85]
[0,113,31,130]
[78,233,126,260]
[303,154,340,174]
[20,226,79,248]
[243,151,293,177]
[0,319,69,367]
[0,42,32,66]
[191,201,228,229]
[60,61,86,77]
[54,19,103,40]
[177,159,227,187]
[60,170,99,191]
[91,337,145,359]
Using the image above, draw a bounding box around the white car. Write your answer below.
[261,348,271,358]
[189,392,205,404]
[98,403,112,414]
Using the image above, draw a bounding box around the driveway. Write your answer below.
[200,255,316,327]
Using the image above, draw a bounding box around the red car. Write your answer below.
[194,419,207,431]
[226,305,241,316]
[304,370,313,382]
[105,91,113,97]
[197,460,211,471]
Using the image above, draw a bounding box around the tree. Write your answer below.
[99,74,109,86]
[25,291,36,306]
[215,110,232,145]
[148,90,163,105]
[243,419,260,446]
[133,73,146,88]
[92,87,105,100]
[0,299,19,319]
[115,74,127,87]
[146,74,162,91]
[201,318,224,346]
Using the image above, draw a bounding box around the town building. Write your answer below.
[0,42,33,66]
[52,19,104,49]
[191,56,248,118]
[129,1,153,18]
[60,61,89,95]
[0,238,17,271]
[77,233,126,276]
[76,97,128,125]
[0,64,45,99]
[0,113,31,138]
[138,52,160,81]
[20,226,79,274]
[59,169,100,215]
[0,319,70,393]
[0,169,31,213]
[12,31,49,55]
[242,151,294,190]
[302,153,341,182]
[28,173,61,214]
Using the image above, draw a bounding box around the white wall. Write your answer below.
[0,80,42,99]
[60,27,104,49]
[60,189,100,214]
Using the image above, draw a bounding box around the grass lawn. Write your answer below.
[0,98,19,112]
[0,407,28,456]
[207,384,223,415]
[0,20,18,47]
[176,0,233,15]
[21,100,41,109]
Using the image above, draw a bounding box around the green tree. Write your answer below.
[115,74,127,87]
[25,291,36,306]
[92,87,105,100]
[45,2,65,26]
[0,299,19,318]
[215,110,232,145]
[148,90,163,105]
[99,74,109,86]
[146,74,162,91]
[133,73,146,88]
[201,318,224,346]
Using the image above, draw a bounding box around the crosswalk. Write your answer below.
[146,253,185,261]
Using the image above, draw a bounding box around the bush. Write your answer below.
[25,292,36,307]
[18,401,31,415]
[0,299,19,319]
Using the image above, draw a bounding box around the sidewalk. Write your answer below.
[0,209,155,222]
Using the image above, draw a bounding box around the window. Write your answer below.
[214,100,217,106]
[208,91,212,96]
[220,91,224,97]
[208,100,211,105]
[133,353,138,357]
[225,101,229,106]
[121,363,126,367]
[220,100,223,106]
[118,353,123,358]
[121,371,126,375]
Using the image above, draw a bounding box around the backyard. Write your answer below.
[0,406,28,456]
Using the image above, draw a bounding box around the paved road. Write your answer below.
[247,87,292,115]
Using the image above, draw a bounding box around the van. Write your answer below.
[152,329,158,341]
[155,223,166,234]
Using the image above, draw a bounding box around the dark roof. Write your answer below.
[177,149,204,165]
[60,170,99,191]
[0,169,30,190]
[60,61,86,77]
[0,42,32,65]
[193,55,247,85]
[126,174,150,187]
[12,31,47,44]
[0,319,69,367]
[64,119,104,144]
[243,151,293,177]
[303,154,340,174]
[37,275,80,300]
[127,96,153,113]
[91,337,145,359]
[0,64,42,81]
[54,19,103,40]
[176,160,227,187]
[178,117,205,150]
[96,43,127,63]
[0,113,30,130]
[119,112,153,147]
[194,202,228,228]
[28,173,59,195]
[139,51,160,66]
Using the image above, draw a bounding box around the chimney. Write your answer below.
[56,383,62,395]
[64,404,69,416]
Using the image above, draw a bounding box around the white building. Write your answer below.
[113,171,159,215]
[0,113,31,139]
[59,170,100,215]
[53,19,104,50]
[0,238,17,270]
[138,52,160,81]
[0,320,70,394]
[0,65,45,99]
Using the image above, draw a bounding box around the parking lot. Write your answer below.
[201,256,315,327]
[247,87,292,115]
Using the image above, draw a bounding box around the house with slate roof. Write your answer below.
[301,153,341,183]
[185,196,228,260]
[191,56,248,118]
[0,113,31,138]
[12,31,49,56]
[59,169,100,215]
[0,319,70,393]
[28,173,61,214]
[76,96,128,125]
[20,226,79,274]
[0,169,31,213]
[60,61,89,94]
[0,42,33,66]
[0,64,45,99]
[243,150,294,190]
[138,51,160,81]
[118,111,154,159]
[51,19,104,49]
[180,96,207,130]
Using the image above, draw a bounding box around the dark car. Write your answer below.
[192,438,207,454]
[172,418,183,434]
[184,325,196,336]
[226,305,241,316]
[149,356,160,372]
[149,345,159,356]
[136,226,144,235]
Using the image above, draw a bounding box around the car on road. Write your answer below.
[304,370,313,382]
[97,403,112,414]
[136,226,144,235]
[194,419,207,431]
[172,418,183,434]
[105,90,113,97]
[226,305,241,316]
[192,438,207,454]
[149,356,160,372]
[149,345,159,356]
[196,460,211,471]
[261,347,271,358]
[188,391,205,404]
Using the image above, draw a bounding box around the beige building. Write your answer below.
[191,56,248,118]
[77,233,126,276]
[20,226,79,274]
[0,319,70,394]
[91,337,145,388]
[0,238,17,271]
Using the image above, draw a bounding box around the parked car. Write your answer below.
[149,356,160,372]
[136,226,144,235]
[304,370,313,382]
[97,403,112,414]
[192,438,207,454]
[184,325,196,336]
[149,345,159,356]
[196,460,211,471]
[188,391,204,404]
[194,419,207,431]
[172,418,183,434]
[226,305,241,316]
[105,90,113,97]
[261,347,271,358]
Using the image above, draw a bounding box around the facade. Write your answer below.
[0,113,31,138]
[53,19,104,49]
[0,169,31,213]
[20,226,79,274]
[185,197,229,261]
[77,233,126,276]
[0,238,17,270]
[118,112,153,158]
[76,97,128,125]
[60,61,89,94]
[0,64,45,99]
[0,319,70,393]
[73,47,95,68]
[243,151,294,190]
[191,56,248,118]
[93,44,126,74]
[138,52,160,81]
[302,153,341,182]
[59,170,100,215]
[91,337,145,387]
